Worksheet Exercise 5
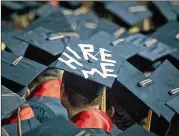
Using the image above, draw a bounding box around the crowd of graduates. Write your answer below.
[1,1,179,136]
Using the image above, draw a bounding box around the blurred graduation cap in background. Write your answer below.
[21,10,73,33]
[119,124,158,136]
[150,21,179,69]
[2,31,29,56]
[50,31,125,88]
[1,1,41,21]
[92,18,129,38]
[149,1,179,22]
[75,11,99,40]
[124,33,177,72]
[1,85,26,120]
[25,115,84,136]
[124,33,177,62]
[35,4,63,18]
[1,51,47,96]
[104,1,152,28]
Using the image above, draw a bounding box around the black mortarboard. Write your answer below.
[75,11,99,40]
[150,21,179,68]
[21,10,73,33]
[50,31,124,89]
[1,85,26,120]
[2,31,29,56]
[93,18,129,38]
[25,115,83,136]
[119,124,158,136]
[111,60,179,122]
[105,1,152,27]
[145,60,179,122]
[15,27,70,65]
[1,51,47,95]
[124,33,177,62]
[35,4,62,18]
[150,1,179,21]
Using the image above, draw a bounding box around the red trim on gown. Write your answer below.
[71,109,113,133]
[3,106,34,124]
[31,79,62,99]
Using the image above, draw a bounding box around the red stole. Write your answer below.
[30,79,62,99]
[3,106,34,124]
[71,109,113,133]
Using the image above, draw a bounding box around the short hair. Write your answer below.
[64,84,103,108]
[28,68,63,90]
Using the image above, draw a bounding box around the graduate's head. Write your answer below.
[61,72,105,109]
[28,68,63,92]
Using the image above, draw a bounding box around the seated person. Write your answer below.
[60,71,122,135]
[27,68,68,123]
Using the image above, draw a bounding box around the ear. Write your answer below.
[106,106,115,118]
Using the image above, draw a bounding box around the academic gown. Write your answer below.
[2,106,41,136]
[71,109,123,135]
[27,79,68,123]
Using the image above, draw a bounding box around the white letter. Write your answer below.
[101,63,117,78]
[58,52,83,70]
[100,48,116,63]
[82,68,107,79]
[66,46,81,59]
[78,44,98,61]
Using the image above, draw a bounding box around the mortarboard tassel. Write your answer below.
[145,109,153,132]
[17,108,22,136]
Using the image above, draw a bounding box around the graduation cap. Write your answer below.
[93,18,129,38]
[124,33,177,62]
[110,60,179,122]
[35,4,63,18]
[75,11,99,40]
[105,1,152,27]
[15,26,75,65]
[119,124,158,136]
[1,51,47,96]
[50,31,124,88]
[1,85,26,120]
[20,10,73,34]
[150,21,179,68]
[25,115,84,136]
[2,31,29,56]
[150,1,179,21]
